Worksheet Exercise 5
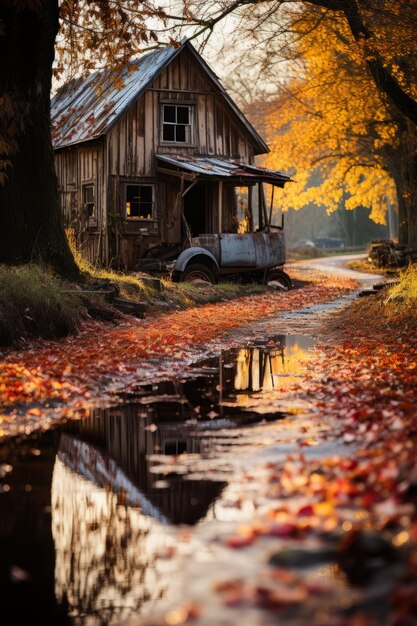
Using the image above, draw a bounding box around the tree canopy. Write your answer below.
[180,0,417,125]
[178,0,417,245]
[243,5,398,224]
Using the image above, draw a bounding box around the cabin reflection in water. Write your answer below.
[58,334,314,527]
[233,336,311,390]
[53,422,226,624]
[52,452,172,625]
[0,335,315,625]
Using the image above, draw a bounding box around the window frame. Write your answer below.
[81,183,96,221]
[160,103,194,145]
[123,182,156,221]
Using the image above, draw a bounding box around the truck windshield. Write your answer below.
[234,186,251,233]
[263,182,283,227]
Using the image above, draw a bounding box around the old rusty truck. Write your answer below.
[139,156,293,289]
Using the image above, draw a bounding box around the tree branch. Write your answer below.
[306,0,417,124]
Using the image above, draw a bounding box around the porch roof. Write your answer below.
[156,155,292,186]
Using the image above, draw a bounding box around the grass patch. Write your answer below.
[158,277,268,308]
[0,264,86,346]
[72,246,160,303]
[385,264,417,305]
[344,258,385,274]
[72,242,208,308]
[333,263,417,338]
[71,241,269,310]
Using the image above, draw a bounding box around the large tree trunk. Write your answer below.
[402,123,417,250]
[0,0,79,277]
[389,121,417,249]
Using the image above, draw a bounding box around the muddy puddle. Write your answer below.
[0,334,323,625]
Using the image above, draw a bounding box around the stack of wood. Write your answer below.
[368,240,417,269]
[358,280,399,298]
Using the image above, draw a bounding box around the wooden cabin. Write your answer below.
[51,40,272,270]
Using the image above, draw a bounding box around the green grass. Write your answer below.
[0,264,85,346]
[71,241,268,309]
[71,245,159,302]
[71,242,202,307]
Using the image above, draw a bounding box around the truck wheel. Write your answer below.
[182,263,216,284]
[264,269,292,290]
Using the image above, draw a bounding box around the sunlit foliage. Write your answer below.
[178,0,417,243]
[248,6,399,224]
[387,265,417,304]
[180,0,417,125]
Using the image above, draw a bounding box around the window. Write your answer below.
[125,184,154,219]
[161,104,192,143]
[82,184,95,219]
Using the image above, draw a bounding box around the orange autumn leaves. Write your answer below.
[206,321,417,625]
[221,325,417,555]
[0,276,355,438]
[0,363,73,405]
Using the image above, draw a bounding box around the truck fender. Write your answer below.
[173,247,219,273]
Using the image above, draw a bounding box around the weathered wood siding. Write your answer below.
[55,141,107,265]
[55,46,261,269]
[107,46,255,180]
[105,47,258,267]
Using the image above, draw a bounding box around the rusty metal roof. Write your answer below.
[51,41,269,154]
[156,155,291,185]
[51,46,178,149]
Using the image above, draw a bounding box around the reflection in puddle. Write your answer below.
[0,335,316,625]
[218,335,315,416]
[52,455,172,625]
[233,336,314,392]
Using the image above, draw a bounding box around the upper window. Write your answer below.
[125,184,154,219]
[82,184,95,219]
[161,104,193,143]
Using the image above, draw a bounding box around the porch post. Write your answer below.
[258,181,263,230]
[218,180,223,232]
[248,186,254,231]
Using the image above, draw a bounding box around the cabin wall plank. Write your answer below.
[197,96,207,152]
[144,90,154,175]
[206,95,215,154]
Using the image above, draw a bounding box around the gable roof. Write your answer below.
[51,45,177,150]
[50,40,269,154]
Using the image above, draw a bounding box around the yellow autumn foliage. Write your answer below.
[250,6,403,224]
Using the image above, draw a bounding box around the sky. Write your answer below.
[52,0,281,104]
